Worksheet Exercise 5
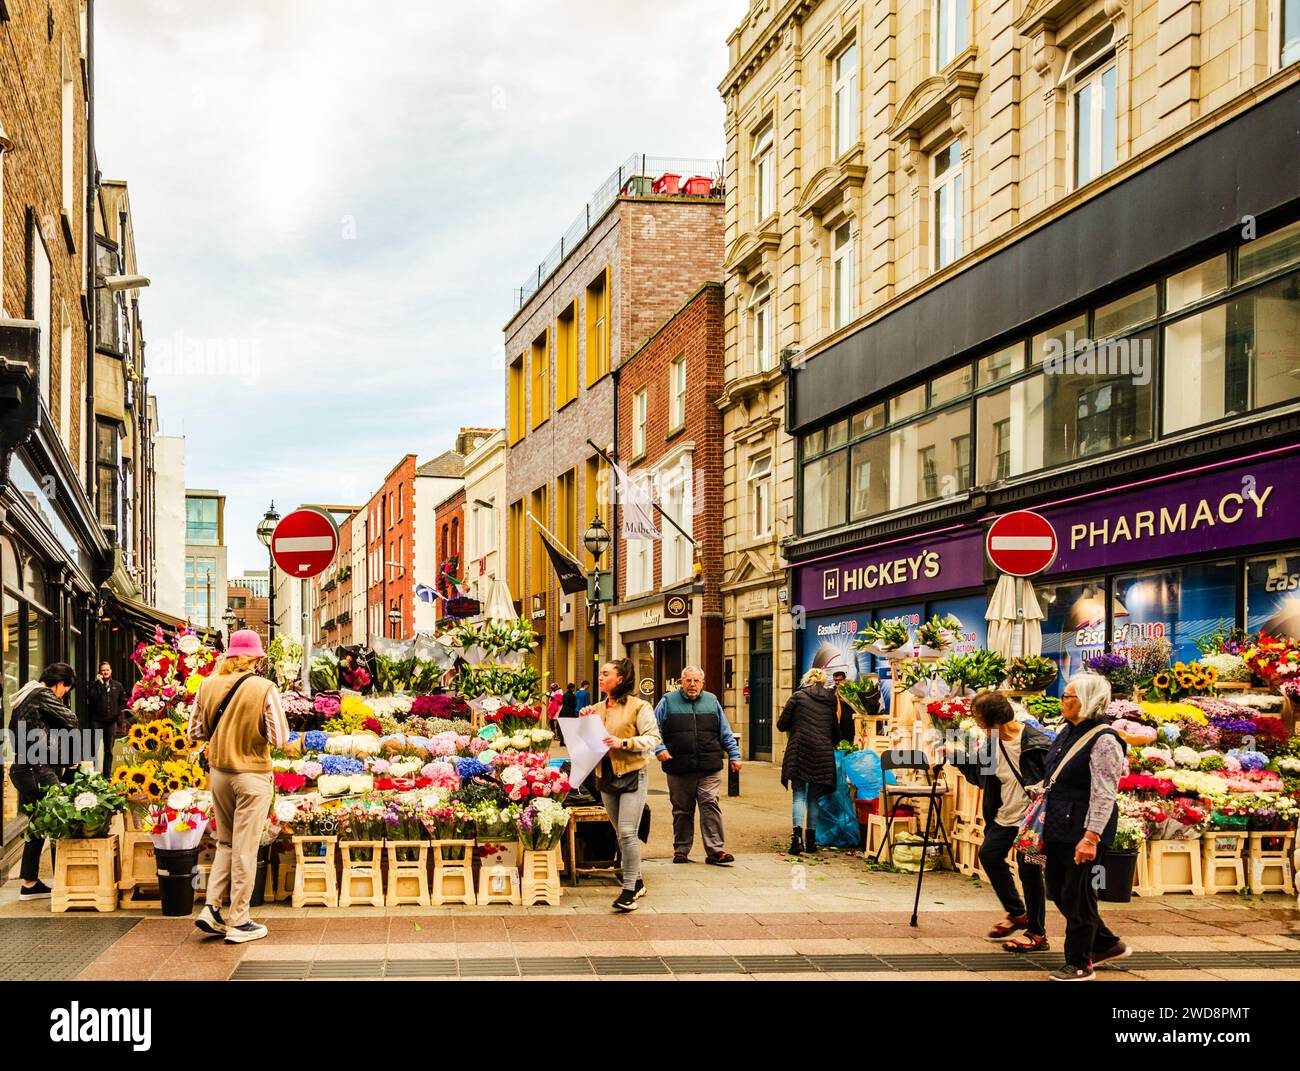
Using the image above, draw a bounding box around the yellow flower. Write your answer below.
[1174,662,1188,672]
[186,673,203,695]
[165,777,184,792]
[143,776,164,800]
[127,725,146,747]
[127,769,149,788]
[111,766,131,785]
[1153,672,1172,690]
[1202,665,1219,682]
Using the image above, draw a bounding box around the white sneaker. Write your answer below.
[195,904,226,935]
[224,921,268,944]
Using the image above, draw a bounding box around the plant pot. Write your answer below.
[155,847,199,916]
[1097,848,1138,903]
[249,844,270,908]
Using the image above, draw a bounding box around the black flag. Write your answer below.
[531,514,589,595]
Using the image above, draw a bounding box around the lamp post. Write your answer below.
[222,608,235,647]
[388,604,401,639]
[257,502,280,642]
[583,516,611,687]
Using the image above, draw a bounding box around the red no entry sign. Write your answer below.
[272,508,339,579]
[985,510,1058,577]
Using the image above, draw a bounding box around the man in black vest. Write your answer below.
[653,666,742,865]
[86,661,126,777]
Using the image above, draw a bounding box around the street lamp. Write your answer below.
[257,502,280,642]
[222,608,235,645]
[583,516,611,686]
[388,604,401,639]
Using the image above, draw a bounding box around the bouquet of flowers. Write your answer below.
[313,692,342,720]
[1148,797,1206,840]
[127,627,218,728]
[1111,718,1158,746]
[1021,694,1062,724]
[421,800,475,853]
[1139,701,1208,725]
[1083,652,1138,695]
[273,770,307,793]
[455,664,544,703]
[143,791,211,850]
[914,614,962,654]
[1242,633,1300,687]
[852,618,911,655]
[1117,772,1175,796]
[1147,661,1218,701]
[938,650,1006,694]
[1006,655,1058,691]
[1200,652,1250,683]
[895,658,941,698]
[926,696,971,727]
[309,648,339,693]
[467,799,520,842]
[1129,637,1173,681]
[382,799,427,860]
[835,677,880,715]
[1196,622,1251,658]
[24,768,129,840]
[372,637,416,694]
[267,635,304,688]
[411,694,471,721]
[482,702,546,734]
[515,797,570,850]
[499,764,571,803]
[1112,813,1148,850]
[1248,795,1300,832]
[450,617,539,662]
[281,689,316,731]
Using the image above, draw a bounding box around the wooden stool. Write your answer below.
[1201,832,1247,894]
[477,865,522,906]
[292,836,339,908]
[117,830,161,909]
[430,841,476,906]
[53,837,118,913]
[1146,839,1204,895]
[1248,831,1296,895]
[522,848,562,906]
[385,842,430,907]
[339,841,385,908]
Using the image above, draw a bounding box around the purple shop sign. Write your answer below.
[795,528,985,614]
[1040,453,1299,575]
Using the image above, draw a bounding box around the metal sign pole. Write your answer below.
[301,577,311,698]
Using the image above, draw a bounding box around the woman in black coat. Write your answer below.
[778,667,853,856]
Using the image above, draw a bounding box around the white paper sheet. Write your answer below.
[558,715,610,789]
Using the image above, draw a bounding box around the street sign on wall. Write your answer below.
[985,510,1059,577]
[272,508,339,579]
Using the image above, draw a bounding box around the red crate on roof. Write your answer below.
[651,173,681,195]
[682,175,714,196]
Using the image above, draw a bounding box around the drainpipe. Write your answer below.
[84,0,97,502]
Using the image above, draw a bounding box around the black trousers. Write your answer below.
[90,723,116,778]
[10,765,60,882]
[980,820,1046,936]
[1045,840,1121,968]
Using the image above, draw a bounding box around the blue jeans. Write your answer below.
[791,782,819,830]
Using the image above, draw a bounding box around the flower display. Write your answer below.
[501,765,571,803]
[915,613,963,652]
[1111,719,1158,746]
[1200,652,1250,683]
[515,797,570,850]
[25,768,130,840]
[1139,701,1208,725]
[1005,655,1058,691]
[926,697,971,721]
[1242,633,1300,686]
[852,618,911,654]
[1084,653,1139,694]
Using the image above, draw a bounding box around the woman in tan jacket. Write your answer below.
[580,658,661,911]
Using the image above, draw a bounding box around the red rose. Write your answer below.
[531,785,545,797]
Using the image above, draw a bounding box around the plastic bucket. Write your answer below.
[155,847,199,916]
[1097,849,1137,903]
[249,845,270,908]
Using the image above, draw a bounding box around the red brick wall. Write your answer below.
[367,455,417,640]
[436,487,466,616]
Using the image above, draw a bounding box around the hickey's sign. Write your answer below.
[798,531,985,614]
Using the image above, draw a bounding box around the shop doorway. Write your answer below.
[656,637,685,702]
[747,618,773,760]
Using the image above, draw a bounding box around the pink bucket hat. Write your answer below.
[225,629,266,659]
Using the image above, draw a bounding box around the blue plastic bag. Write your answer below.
[815,751,862,848]
[842,748,883,801]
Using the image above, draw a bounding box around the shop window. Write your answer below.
[1166,255,1229,313]
[1113,561,1239,664]
[1238,219,1300,283]
[1094,285,1157,339]
[933,0,968,69]
[825,417,849,450]
[753,123,775,225]
[889,384,927,423]
[801,450,847,532]
[850,404,885,437]
[1063,27,1117,188]
[931,364,972,405]
[1163,274,1300,434]
[1031,315,1088,367]
[1033,576,1108,695]
[3,589,19,722]
[978,343,1025,387]
[1247,552,1300,639]
[895,405,972,506]
[932,140,963,270]
[832,40,858,158]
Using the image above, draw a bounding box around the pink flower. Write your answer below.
[370,759,391,776]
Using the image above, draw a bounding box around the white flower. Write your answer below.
[1173,746,1202,768]
[167,789,196,810]
[73,792,98,813]
[1140,746,1173,765]
[479,749,499,765]
[177,635,202,655]
[500,767,525,786]
[480,697,503,712]
[274,799,300,822]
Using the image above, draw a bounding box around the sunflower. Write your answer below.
[127,725,146,747]
[1153,672,1172,690]
[1203,665,1219,682]
[143,777,164,800]
[1174,662,1188,672]
[165,777,184,792]
[127,768,149,789]
[111,766,131,786]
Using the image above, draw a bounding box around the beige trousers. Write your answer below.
[207,768,273,927]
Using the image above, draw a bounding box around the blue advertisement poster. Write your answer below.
[801,613,871,680]
[1113,561,1238,664]
[1247,553,1300,640]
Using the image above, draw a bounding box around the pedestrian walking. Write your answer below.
[954,691,1050,952]
[547,683,562,719]
[580,658,660,912]
[87,661,126,778]
[187,630,289,944]
[653,666,741,865]
[1039,672,1130,980]
[778,667,853,856]
[10,663,79,899]
[575,679,590,711]
[559,683,577,717]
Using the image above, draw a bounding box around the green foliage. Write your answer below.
[24,768,129,841]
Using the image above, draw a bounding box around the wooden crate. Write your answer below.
[292,836,339,908]
[866,811,918,861]
[522,848,562,906]
[338,841,385,908]
[430,841,476,906]
[1247,831,1296,895]
[1201,832,1247,895]
[1146,839,1204,895]
[53,837,118,913]
[385,842,430,907]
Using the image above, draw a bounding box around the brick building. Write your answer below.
[226,580,269,642]
[505,156,724,691]
[434,485,466,622]
[611,283,726,705]
[365,456,417,642]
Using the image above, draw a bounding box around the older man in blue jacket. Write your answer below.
[653,666,742,865]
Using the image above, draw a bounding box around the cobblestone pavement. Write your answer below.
[4,760,1298,981]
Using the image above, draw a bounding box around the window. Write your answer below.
[0,146,5,309]
[748,453,773,538]
[476,497,497,554]
[185,497,219,545]
[397,482,403,520]
[1285,0,1300,65]
[530,328,549,428]
[1064,28,1117,188]
[1238,219,1300,283]
[31,220,51,410]
[932,140,963,270]
[832,222,854,330]
[801,450,848,532]
[833,42,858,157]
[584,454,609,531]
[632,388,648,457]
[753,124,775,224]
[669,356,687,430]
[585,268,610,385]
[750,281,772,372]
[556,301,579,408]
[557,468,577,551]
[507,500,525,600]
[1094,285,1157,338]
[1166,255,1229,313]
[508,354,526,444]
[1246,551,1300,637]
[661,463,693,585]
[95,420,118,530]
[850,434,888,518]
[62,47,75,219]
[1162,274,1300,433]
[1113,561,1239,664]
[934,0,968,69]
[59,306,73,450]
[627,529,653,595]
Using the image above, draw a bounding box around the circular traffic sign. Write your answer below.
[272,508,339,579]
[985,510,1058,577]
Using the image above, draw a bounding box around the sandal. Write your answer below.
[1003,933,1051,953]
[987,915,1029,940]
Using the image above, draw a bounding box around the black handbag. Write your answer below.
[595,754,642,794]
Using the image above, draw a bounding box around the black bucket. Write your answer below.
[155,847,200,916]
[1097,849,1137,903]
[249,845,270,908]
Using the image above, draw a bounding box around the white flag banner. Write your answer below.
[612,461,661,541]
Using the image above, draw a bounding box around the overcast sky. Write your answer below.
[95,0,736,575]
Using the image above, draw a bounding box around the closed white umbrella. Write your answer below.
[985,574,1046,658]
[483,579,517,623]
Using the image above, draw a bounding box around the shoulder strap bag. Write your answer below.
[1014,723,1108,866]
[595,699,644,795]
[205,673,259,751]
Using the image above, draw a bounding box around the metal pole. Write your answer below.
[301,577,311,697]
[268,551,276,643]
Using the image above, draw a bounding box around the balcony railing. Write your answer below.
[512,153,724,313]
